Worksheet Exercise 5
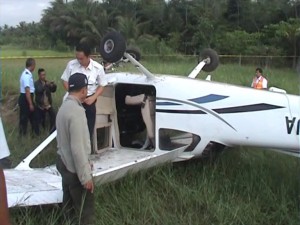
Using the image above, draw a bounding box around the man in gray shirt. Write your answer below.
[56,73,94,225]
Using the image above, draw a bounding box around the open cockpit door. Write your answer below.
[114,83,156,150]
[94,85,114,153]
[90,145,189,184]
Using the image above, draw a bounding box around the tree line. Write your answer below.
[0,0,300,64]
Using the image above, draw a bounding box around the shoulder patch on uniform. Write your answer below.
[25,71,29,74]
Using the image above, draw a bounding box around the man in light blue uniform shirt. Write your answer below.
[18,58,39,136]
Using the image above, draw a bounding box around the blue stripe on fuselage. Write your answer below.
[189,94,229,104]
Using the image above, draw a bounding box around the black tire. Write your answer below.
[99,31,126,63]
[200,142,225,161]
[125,46,141,61]
[199,48,219,72]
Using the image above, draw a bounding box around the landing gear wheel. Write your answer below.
[125,46,141,61]
[99,31,126,63]
[199,49,219,72]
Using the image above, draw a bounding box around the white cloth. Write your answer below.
[61,59,107,96]
[20,68,35,93]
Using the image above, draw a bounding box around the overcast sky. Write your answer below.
[0,0,51,27]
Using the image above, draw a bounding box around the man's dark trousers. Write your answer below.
[18,93,39,136]
[56,156,95,225]
[82,101,96,151]
[36,107,56,132]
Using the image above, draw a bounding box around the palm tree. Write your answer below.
[274,18,300,68]
[116,15,151,45]
[42,0,108,47]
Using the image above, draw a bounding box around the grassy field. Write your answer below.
[1,53,299,225]
[0,45,73,58]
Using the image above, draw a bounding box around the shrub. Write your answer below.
[55,40,69,52]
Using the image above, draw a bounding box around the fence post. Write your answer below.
[265,56,269,69]
[238,54,242,66]
[297,56,300,75]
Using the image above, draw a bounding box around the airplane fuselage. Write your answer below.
[108,72,300,158]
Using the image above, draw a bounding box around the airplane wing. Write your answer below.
[4,169,62,207]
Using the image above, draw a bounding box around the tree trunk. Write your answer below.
[293,39,297,69]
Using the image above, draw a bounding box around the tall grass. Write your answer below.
[1,53,299,225]
[1,45,73,57]
[96,149,299,225]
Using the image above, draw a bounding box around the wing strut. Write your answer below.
[15,130,57,170]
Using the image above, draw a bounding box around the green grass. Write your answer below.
[1,58,71,100]
[1,52,300,225]
[0,45,73,58]
[96,150,299,225]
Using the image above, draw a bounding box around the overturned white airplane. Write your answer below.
[2,31,300,208]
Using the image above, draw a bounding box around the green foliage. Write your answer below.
[135,35,176,56]
[167,32,181,52]
[116,15,149,46]
[41,0,108,47]
[215,30,259,55]
[0,0,300,66]
[263,18,300,67]
[55,39,70,52]
[0,22,47,49]
[21,50,27,57]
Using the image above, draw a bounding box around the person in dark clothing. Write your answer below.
[18,58,39,136]
[34,68,57,132]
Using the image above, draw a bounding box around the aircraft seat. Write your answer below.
[125,94,155,148]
